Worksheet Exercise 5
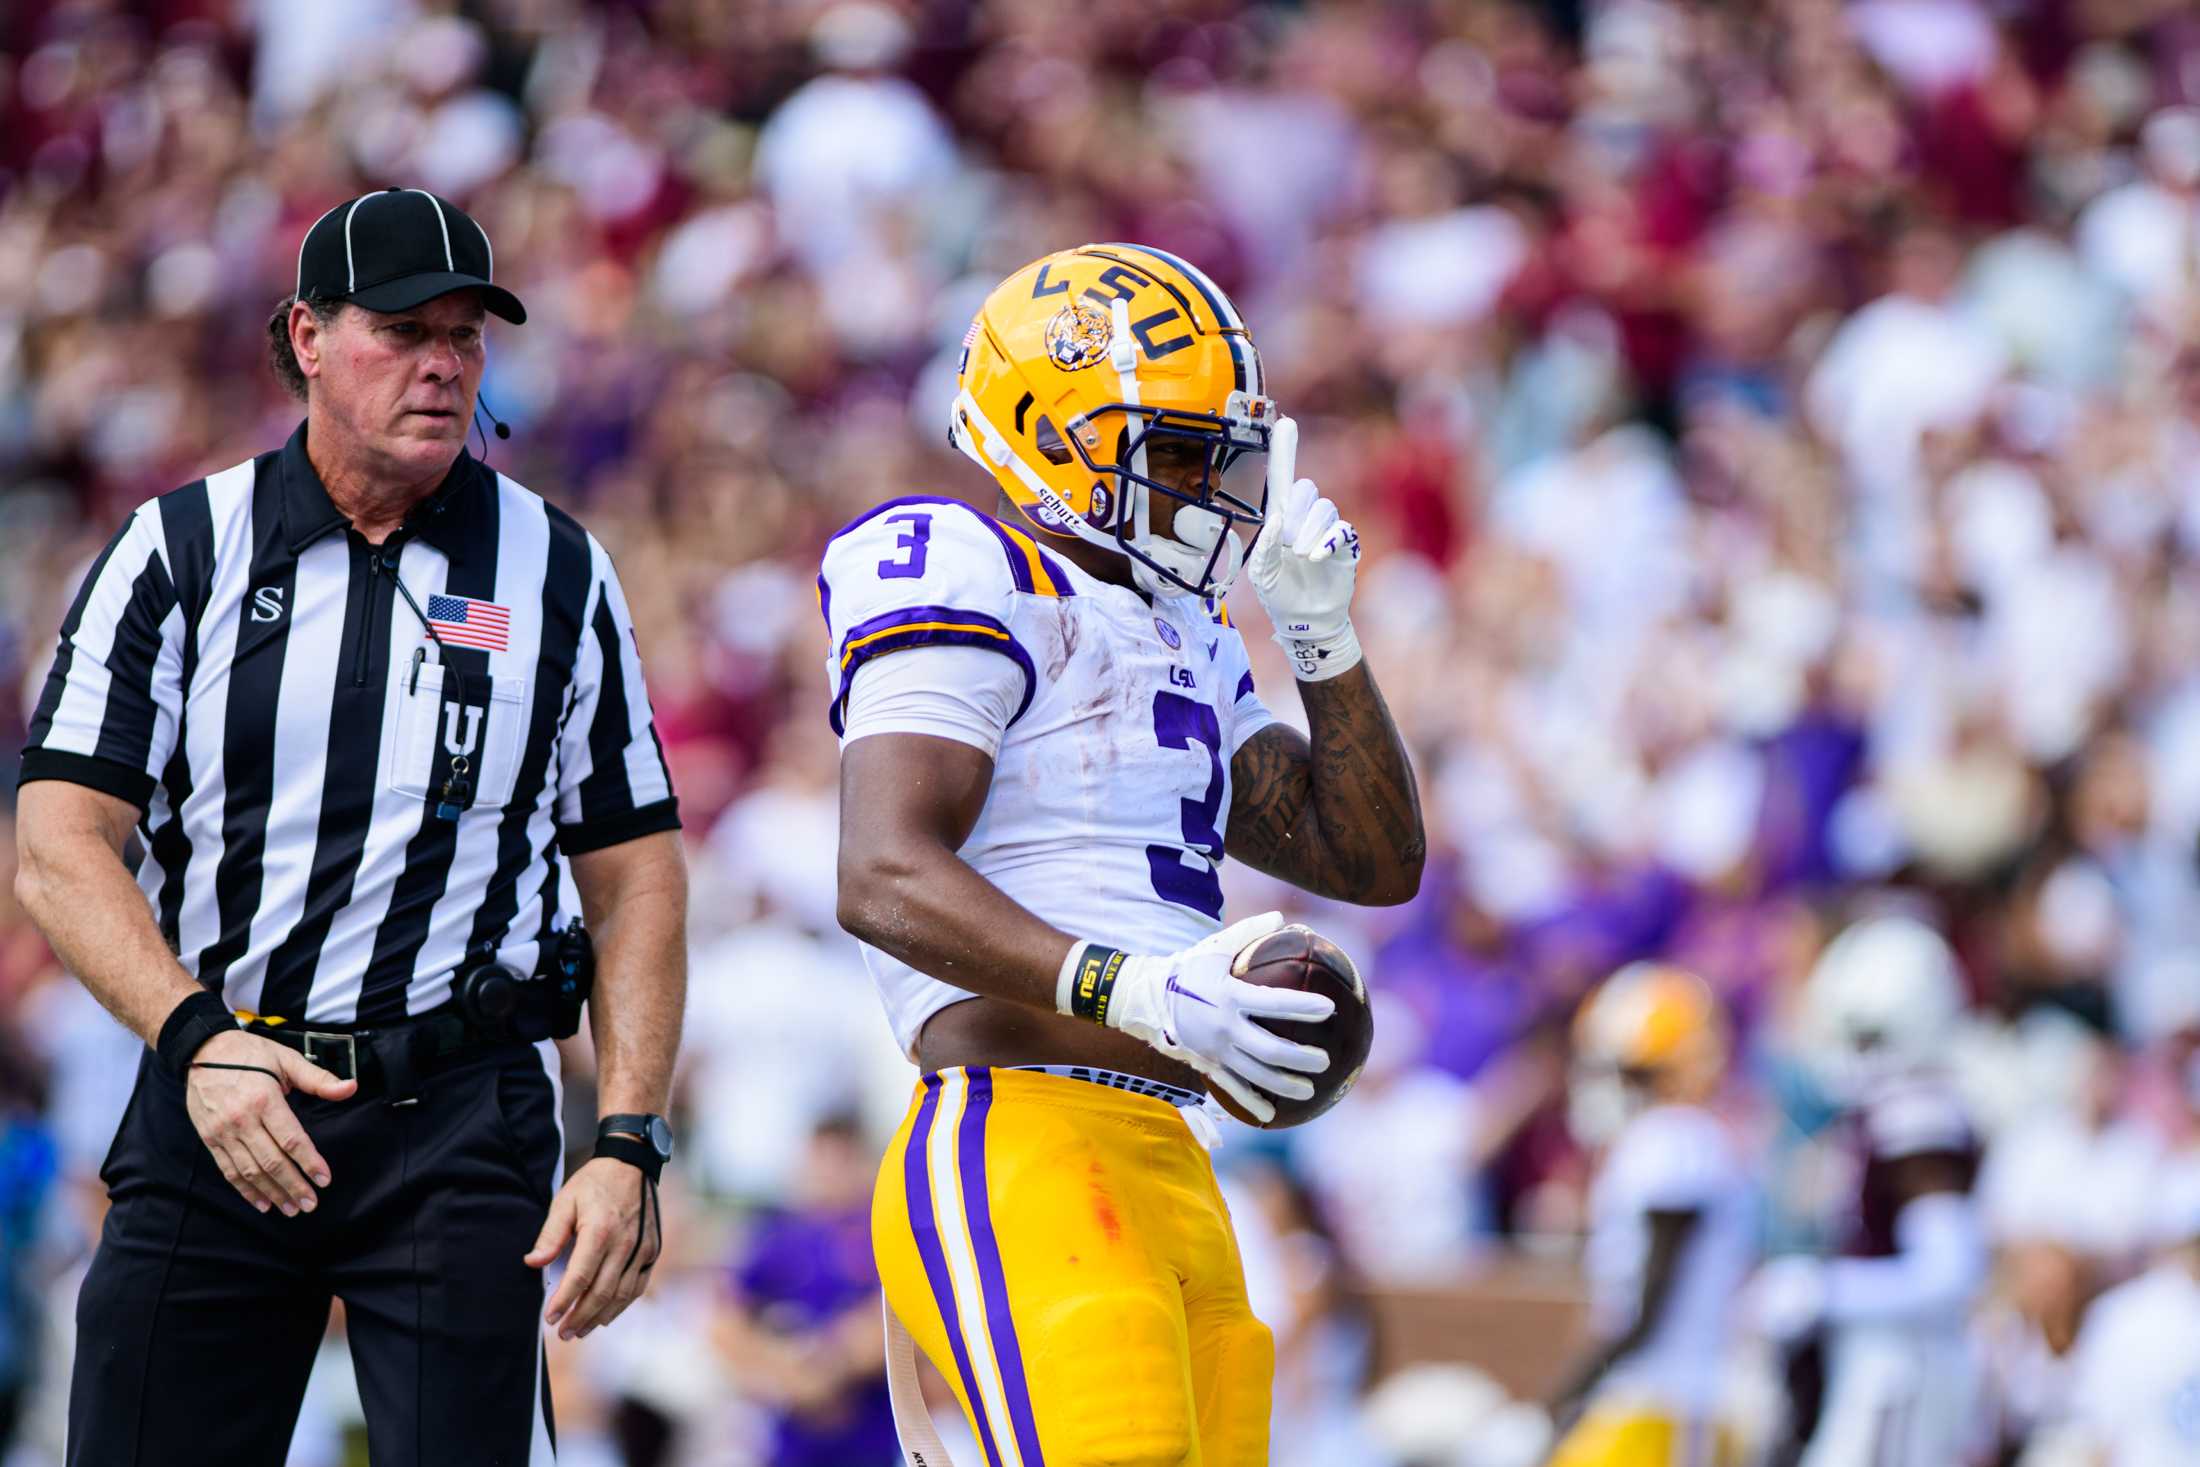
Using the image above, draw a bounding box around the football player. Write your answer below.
[823,245,1424,1466]
[2049,1161,2200,1467]
[1753,916,1992,1467]
[1549,963,1756,1467]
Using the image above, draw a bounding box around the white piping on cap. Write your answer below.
[407,189,455,271]
[472,215,494,280]
[341,194,370,292]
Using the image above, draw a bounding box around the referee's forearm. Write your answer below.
[570,831,688,1116]
[15,781,201,1044]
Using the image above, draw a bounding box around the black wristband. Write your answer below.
[156,989,237,1081]
[594,1132,664,1184]
[1066,944,1127,1026]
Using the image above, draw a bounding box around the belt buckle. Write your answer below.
[299,1031,358,1082]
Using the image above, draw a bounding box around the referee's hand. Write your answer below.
[183,1029,358,1217]
[526,1157,662,1340]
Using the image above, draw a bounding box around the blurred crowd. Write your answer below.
[8,0,2200,1462]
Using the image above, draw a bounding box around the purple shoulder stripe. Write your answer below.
[970,514,1038,595]
[1029,542,1075,597]
[828,605,1038,736]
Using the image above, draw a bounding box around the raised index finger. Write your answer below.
[1266,415,1298,506]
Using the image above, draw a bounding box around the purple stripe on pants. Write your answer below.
[957,1068,1047,1466]
[904,1074,1005,1467]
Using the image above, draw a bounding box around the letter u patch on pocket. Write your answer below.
[427,673,493,820]
[389,663,529,817]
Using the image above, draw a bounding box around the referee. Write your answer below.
[12,188,687,1465]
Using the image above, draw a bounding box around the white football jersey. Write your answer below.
[1806,1076,1991,1467]
[818,496,1276,1056]
[1584,1103,1758,1416]
[2064,1262,2200,1467]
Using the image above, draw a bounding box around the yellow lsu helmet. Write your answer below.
[949,243,1278,598]
[1575,963,1729,1075]
[1569,963,1729,1142]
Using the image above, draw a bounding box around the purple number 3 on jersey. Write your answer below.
[1148,690,1225,918]
[877,511,932,579]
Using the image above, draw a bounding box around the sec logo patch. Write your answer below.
[1154,617,1180,649]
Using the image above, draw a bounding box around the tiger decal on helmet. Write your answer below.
[1044,301,1114,371]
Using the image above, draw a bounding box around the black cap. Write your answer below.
[295,187,525,324]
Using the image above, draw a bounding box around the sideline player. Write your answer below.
[824,243,1425,1466]
[1753,916,1991,1467]
[1548,964,1756,1467]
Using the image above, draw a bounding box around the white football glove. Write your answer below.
[1057,911,1335,1124]
[1247,416,1363,681]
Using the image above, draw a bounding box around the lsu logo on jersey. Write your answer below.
[1044,300,1112,371]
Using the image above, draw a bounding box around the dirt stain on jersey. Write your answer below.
[1036,603,1080,682]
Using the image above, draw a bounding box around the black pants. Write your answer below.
[68,1044,564,1466]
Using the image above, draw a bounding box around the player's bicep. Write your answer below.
[1226,721,1318,879]
[838,731,996,869]
[1637,1207,1702,1322]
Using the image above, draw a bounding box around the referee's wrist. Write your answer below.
[156,989,238,1081]
[594,1114,672,1182]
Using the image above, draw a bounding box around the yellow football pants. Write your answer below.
[1548,1405,1743,1467]
[873,1066,1273,1467]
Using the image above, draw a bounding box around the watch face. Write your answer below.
[648,1115,674,1161]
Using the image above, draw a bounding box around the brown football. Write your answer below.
[1210,923,1373,1129]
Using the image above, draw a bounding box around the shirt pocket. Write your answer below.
[386,662,531,815]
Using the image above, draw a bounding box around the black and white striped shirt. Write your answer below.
[17,423,679,1025]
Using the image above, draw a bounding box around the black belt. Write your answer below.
[245,1007,502,1100]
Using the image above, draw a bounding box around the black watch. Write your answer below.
[595,1113,673,1180]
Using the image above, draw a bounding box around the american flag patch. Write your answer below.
[425,593,510,652]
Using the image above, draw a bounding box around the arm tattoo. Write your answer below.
[1226,661,1426,905]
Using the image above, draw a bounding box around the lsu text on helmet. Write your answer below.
[949,243,1277,599]
[1568,962,1729,1144]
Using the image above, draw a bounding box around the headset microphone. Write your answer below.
[478,393,512,440]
